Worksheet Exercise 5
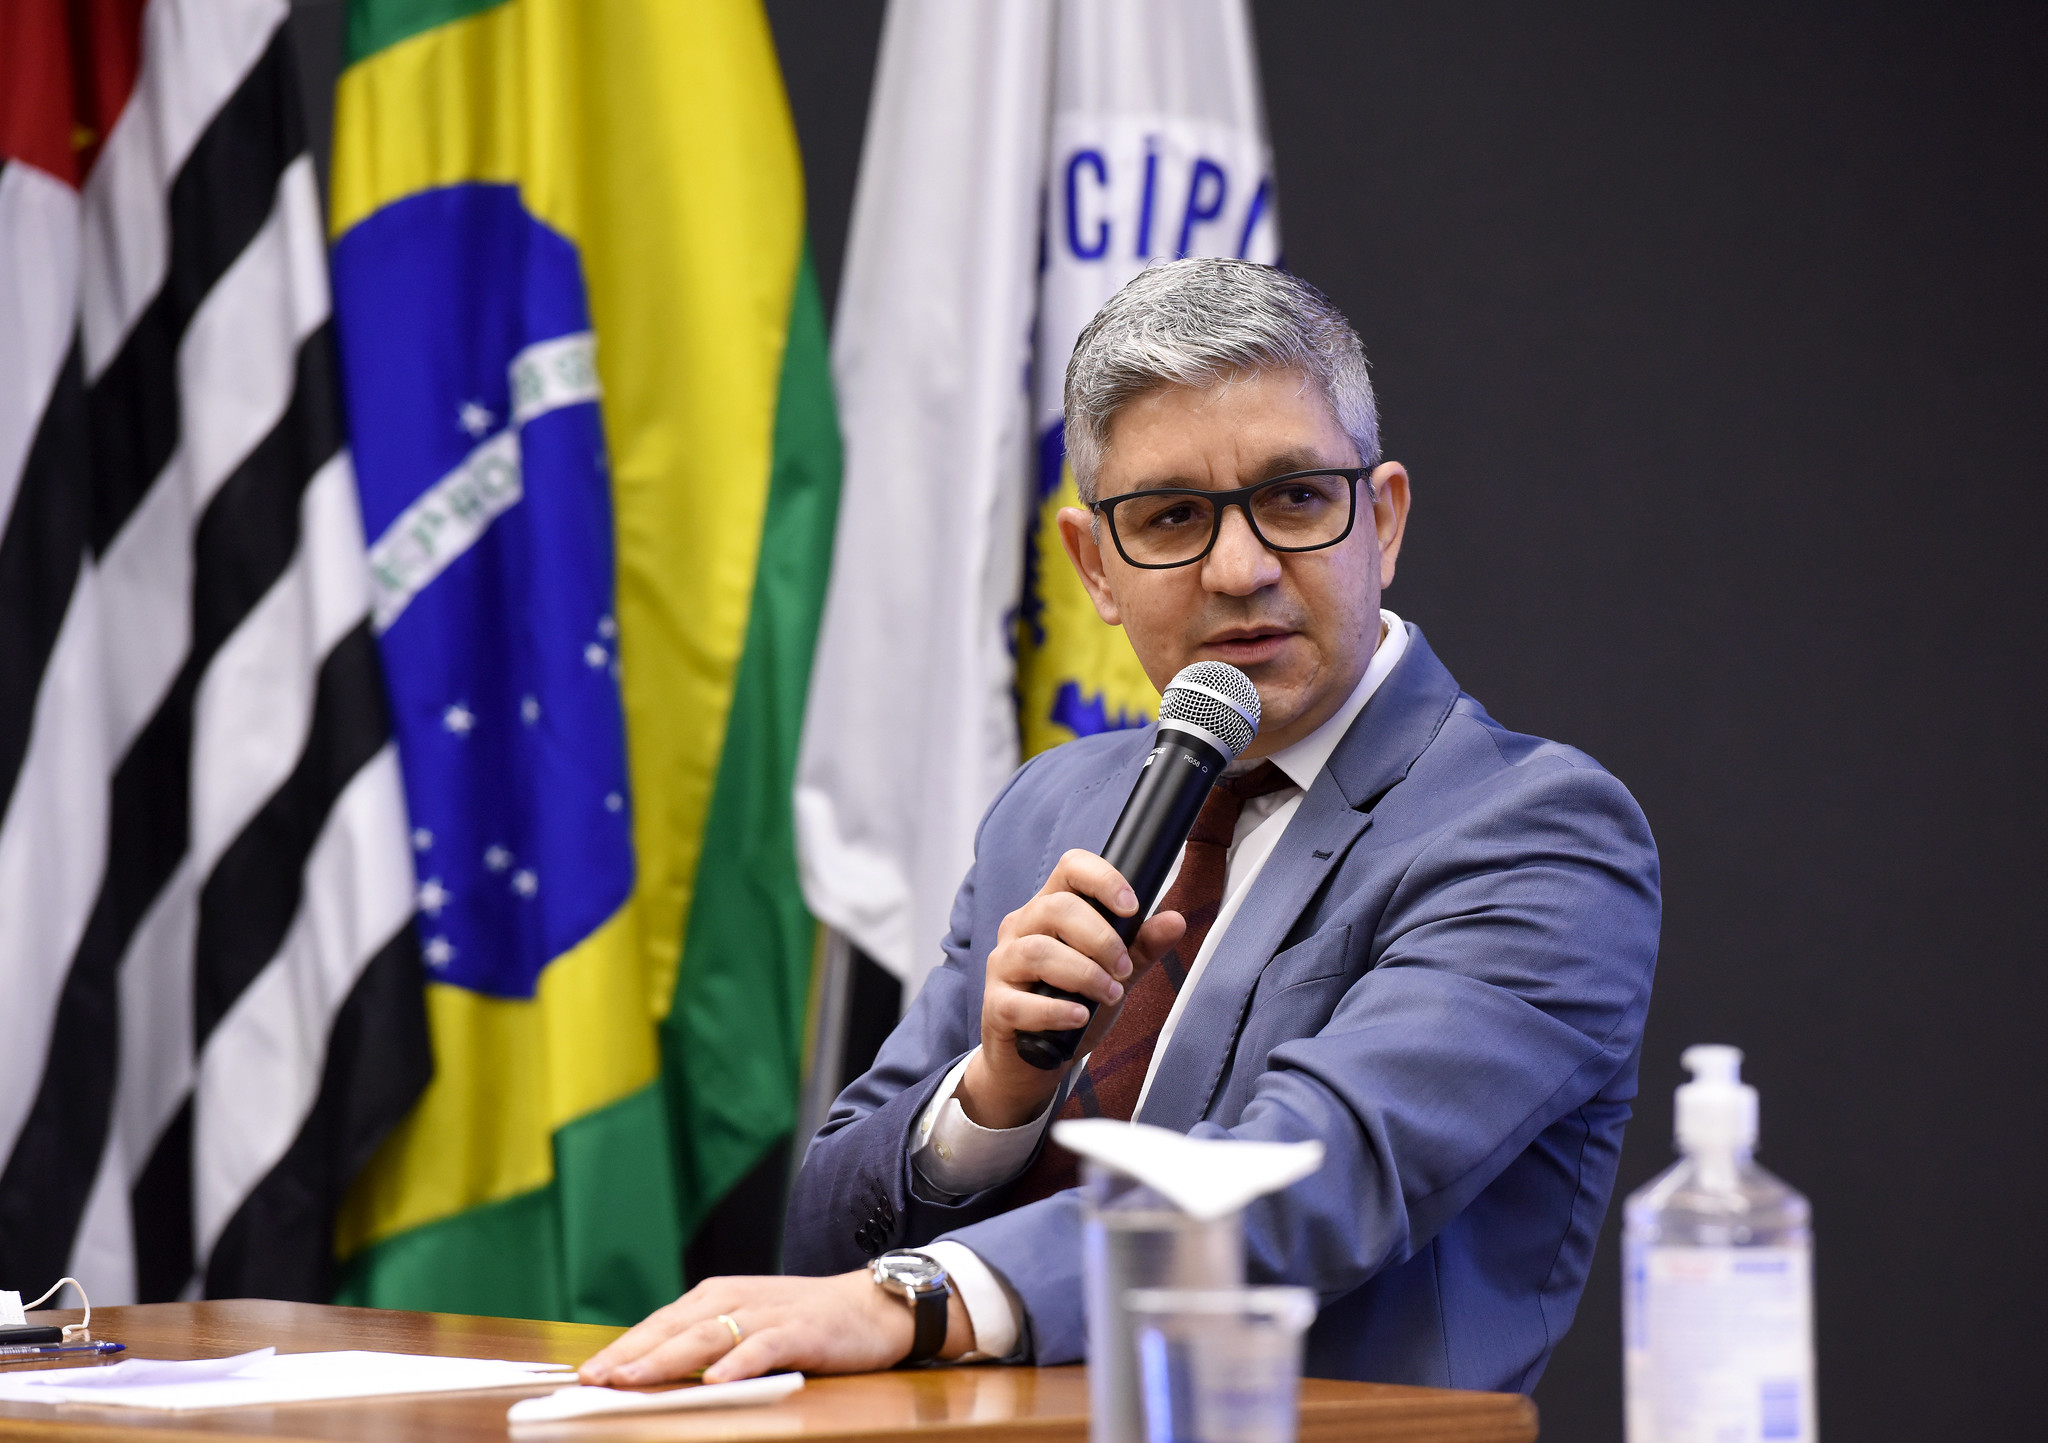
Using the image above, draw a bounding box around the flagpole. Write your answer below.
[793,927,855,1162]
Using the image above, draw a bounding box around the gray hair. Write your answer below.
[1062,258,1380,503]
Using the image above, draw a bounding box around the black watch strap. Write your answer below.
[904,1282,947,1365]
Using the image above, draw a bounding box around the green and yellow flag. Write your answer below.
[326,0,837,1322]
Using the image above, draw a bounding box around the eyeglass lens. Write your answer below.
[1113,473,1353,565]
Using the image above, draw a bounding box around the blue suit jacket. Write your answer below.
[784,626,1660,1392]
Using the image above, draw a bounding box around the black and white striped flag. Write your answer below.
[0,0,430,1303]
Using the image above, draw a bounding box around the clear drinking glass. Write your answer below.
[1125,1287,1319,1443]
[1082,1162,1245,1443]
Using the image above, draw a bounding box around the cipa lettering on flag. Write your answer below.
[1019,3,1281,762]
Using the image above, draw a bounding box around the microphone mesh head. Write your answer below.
[1159,661,1261,759]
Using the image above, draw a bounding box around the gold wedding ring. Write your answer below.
[716,1313,744,1348]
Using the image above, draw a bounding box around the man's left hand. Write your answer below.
[579,1270,975,1385]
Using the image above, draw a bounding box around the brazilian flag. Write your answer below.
[326,0,837,1321]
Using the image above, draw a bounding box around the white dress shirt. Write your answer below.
[910,612,1410,1359]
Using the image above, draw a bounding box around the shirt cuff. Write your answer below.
[911,1047,1056,1195]
[924,1240,1024,1362]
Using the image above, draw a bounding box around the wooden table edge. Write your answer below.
[0,1301,1540,1443]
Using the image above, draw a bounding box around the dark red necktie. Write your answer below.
[1007,761,1295,1204]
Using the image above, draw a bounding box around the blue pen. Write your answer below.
[0,1341,126,1362]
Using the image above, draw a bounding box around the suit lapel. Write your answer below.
[1050,738,1151,868]
[1322,626,1463,814]
[1139,777,1369,1131]
[1136,625,1464,1132]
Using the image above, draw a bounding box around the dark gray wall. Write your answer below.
[299,3,2046,1436]
[765,0,886,325]
[1247,7,2045,1440]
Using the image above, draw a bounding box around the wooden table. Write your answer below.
[1,1301,1536,1442]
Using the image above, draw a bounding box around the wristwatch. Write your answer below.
[870,1249,952,1365]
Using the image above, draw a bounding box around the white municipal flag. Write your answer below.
[1019,0,1280,761]
[797,0,1277,1000]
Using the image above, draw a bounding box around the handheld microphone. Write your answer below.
[1013,661,1261,1070]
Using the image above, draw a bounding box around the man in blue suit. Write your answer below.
[582,259,1660,1393]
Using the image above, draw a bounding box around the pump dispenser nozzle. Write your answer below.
[1675,1043,1759,1155]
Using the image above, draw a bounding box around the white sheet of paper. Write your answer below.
[38,1349,281,1388]
[508,1371,805,1423]
[0,1349,572,1411]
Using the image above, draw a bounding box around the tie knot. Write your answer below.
[1219,760,1294,801]
[1188,761,1295,848]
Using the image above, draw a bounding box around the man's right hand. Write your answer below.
[955,848,1188,1130]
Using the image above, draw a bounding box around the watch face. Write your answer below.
[873,1250,947,1291]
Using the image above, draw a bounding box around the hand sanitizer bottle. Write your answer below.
[1624,1045,1816,1443]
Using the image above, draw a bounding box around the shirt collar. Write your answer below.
[1261,609,1409,791]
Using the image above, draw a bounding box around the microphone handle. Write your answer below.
[1014,729,1228,1070]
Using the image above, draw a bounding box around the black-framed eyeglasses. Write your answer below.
[1091,468,1372,570]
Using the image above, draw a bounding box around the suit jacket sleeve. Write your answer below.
[926,752,1661,1365]
[782,754,1065,1277]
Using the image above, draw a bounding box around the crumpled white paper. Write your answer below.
[1051,1119,1324,1220]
